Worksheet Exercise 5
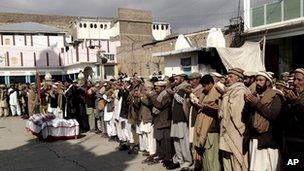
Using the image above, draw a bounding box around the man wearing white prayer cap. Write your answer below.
[210,72,223,83]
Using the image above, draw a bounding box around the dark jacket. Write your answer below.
[139,95,153,124]
[150,90,172,129]
[65,85,77,117]
[118,89,129,119]
[243,90,283,150]
[283,91,304,152]
[172,90,188,124]
[128,89,141,125]
[49,92,58,108]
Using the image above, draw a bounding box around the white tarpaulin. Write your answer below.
[216,41,265,72]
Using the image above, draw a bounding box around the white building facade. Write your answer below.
[0,22,120,84]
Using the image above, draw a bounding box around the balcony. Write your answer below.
[251,0,303,27]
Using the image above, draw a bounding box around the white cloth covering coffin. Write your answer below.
[26,113,79,139]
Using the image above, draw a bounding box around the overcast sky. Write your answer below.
[0,0,269,33]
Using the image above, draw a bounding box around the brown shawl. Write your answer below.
[193,85,221,148]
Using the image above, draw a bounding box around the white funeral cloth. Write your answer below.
[216,41,265,72]
[26,113,79,139]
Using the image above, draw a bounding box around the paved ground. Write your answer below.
[0,117,166,171]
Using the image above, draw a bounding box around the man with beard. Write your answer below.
[146,80,173,165]
[243,71,257,93]
[187,72,203,168]
[283,68,304,170]
[192,74,222,171]
[280,72,289,83]
[166,72,192,170]
[116,79,132,151]
[187,72,203,145]
[138,82,156,161]
[219,68,250,171]
[127,78,142,154]
[244,71,283,171]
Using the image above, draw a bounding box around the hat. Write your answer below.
[45,73,52,81]
[244,71,257,77]
[144,81,154,88]
[122,77,130,82]
[256,71,273,84]
[280,72,289,77]
[228,68,244,78]
[174,70,186,77]
[132,77,142,83]
[210,72,223,78]
[188,72,201,79]
[275,80,287,87]
[294,68,304,76]
[78,71,85,80]
[154,81,167,86]
[267,72,275,77]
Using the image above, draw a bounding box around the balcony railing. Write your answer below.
[251,0,303,27]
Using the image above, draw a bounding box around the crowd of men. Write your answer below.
[0,68,303,171]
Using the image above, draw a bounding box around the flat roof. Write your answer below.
[0,22,65,34]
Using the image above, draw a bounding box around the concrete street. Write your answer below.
[0,117,166,171]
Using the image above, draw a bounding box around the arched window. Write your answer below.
[153,25,156,30]
[94,24,97,28]
[100,24,103,29]
[104,24,107,29]
[79,23,82,28]
[83,23,87,28]
[165,25,169,30]
[156,25,159,30]
[161,25,164,30]
[90,23,93,28]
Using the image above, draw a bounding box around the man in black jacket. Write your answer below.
[283,68,304,170]
[245,71,283,171]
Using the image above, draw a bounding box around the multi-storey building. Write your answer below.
[0,8,172,84]
[0,22,118,84]
[243,0,304,75]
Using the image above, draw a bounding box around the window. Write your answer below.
[94,24,97,28]
[83,23,87,28]
[105,54,115,61]
[165,25,169,30]
[104,24,107,29]
[58,53,62,66]
[96,65,100,76]
[105,65,115,76]
[46,52,49,66]
[100,24,103,29]
[33,52,36,66]
[20,52,23,66]
[180,57,192,73]
[6,52,9,66]
[153,25,156,30]
[5,38,10,45]
[90,23,93,28]
[156,25,159,30]
[79,23,83,28]
[161,25,164,30]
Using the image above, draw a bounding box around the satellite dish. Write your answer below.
[96,50,108,64]
[101,57,108,64]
